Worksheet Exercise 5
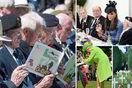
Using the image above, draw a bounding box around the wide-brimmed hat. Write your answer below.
[14,0,31,14]
[0,36,12,41]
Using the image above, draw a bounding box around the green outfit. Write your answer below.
[83,43,112,82]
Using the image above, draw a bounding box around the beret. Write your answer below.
[0,15,21,32]
[39,13,59,28]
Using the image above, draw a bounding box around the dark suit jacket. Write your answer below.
[0,45,31,88]
[0,81,8,88]
[119,28,132,45]
[50,40,64,88]
[80,15,94,33]
[90,16,106,41]
[18,41,32,60]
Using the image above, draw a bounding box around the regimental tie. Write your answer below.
[13,50,22,65]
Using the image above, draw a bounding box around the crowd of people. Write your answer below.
[0,0,75,88]
[77,1,132,45]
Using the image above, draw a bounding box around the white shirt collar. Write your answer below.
[5,45,18,64]
[5,45,14,56]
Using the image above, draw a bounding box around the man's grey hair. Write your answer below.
[43,8,54,14]
[21,11,46,27]
[0,0,14,8]
[21,15,37,31]
[56,13,73,26]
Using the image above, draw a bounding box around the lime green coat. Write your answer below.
[84,46,112,82]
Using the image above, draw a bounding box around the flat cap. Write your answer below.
[14,0,31,15]
[39,13,59,28]
[0,15,21,32]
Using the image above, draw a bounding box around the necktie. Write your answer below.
[13,50,22,65]
[93,19,97,26]
[89,19,97,35]
[91,19,97,27]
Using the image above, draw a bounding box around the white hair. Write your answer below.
[55,4,68,11]
[22,11,46,26]
[43,8,54,14]
[56,13,72,25]
[21,15,37,31]
[0,0,14,8]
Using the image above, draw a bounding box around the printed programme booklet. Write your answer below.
[56,54,75,84]
[25,42,64,77]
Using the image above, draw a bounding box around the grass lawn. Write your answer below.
[77,81,112,88]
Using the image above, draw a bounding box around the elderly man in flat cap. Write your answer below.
[36,13,63,88]
[41,13,75,88]
[0,14,54,88]
[39,13,62,49]
[0,15,30,88]
[39,13,75,88]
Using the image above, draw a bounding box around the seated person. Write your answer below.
[119,17,132,45]
[79,7,93,33]
[90,6,106,41]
